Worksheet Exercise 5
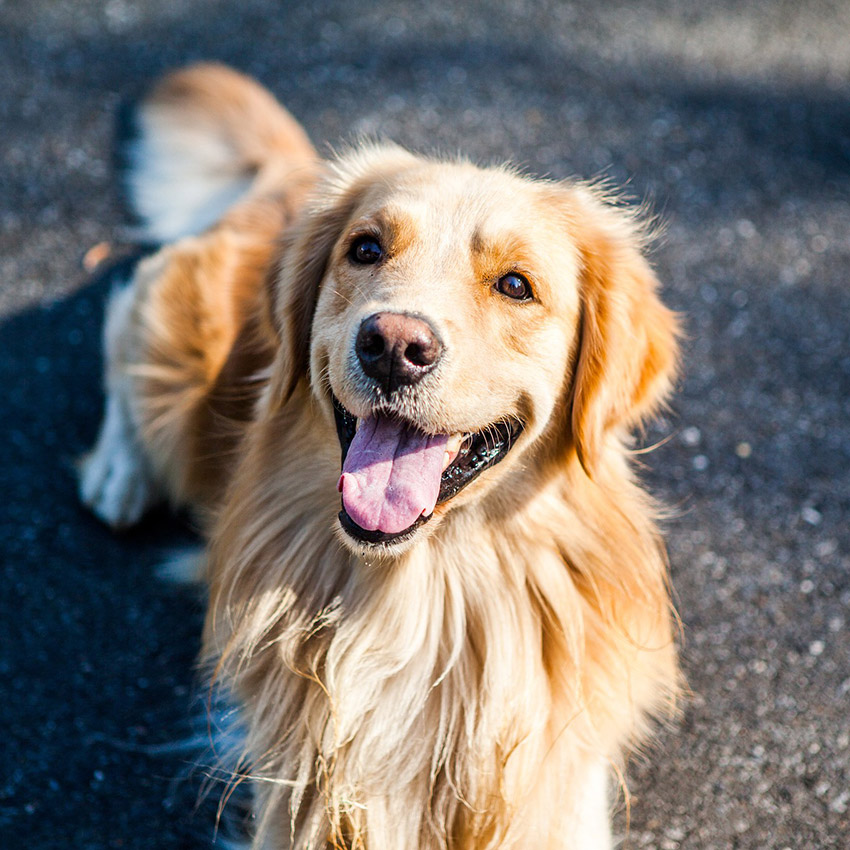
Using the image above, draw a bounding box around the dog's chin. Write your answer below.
[335,508,433,557]
[331,394,524,552]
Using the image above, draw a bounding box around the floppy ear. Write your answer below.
[567,191,680,474]
[264,185,359,403]
[266,144,419,402]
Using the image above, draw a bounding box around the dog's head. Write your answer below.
[267,145,679,554]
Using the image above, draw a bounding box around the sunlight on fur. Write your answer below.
[80,63,682,849]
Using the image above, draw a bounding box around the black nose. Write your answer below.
[355,312,443,394]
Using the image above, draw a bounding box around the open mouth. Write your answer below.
[332,396,523,546]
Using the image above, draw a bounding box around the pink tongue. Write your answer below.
[338,416,449,534]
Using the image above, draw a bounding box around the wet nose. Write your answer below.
[355,312,444,394]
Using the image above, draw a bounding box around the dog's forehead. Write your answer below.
[357,164,577,275]
[368,163,540,227]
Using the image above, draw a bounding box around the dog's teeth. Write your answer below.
[446,433,464,453]
[441,433,464,471]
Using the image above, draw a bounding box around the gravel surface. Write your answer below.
[2,2,848,848]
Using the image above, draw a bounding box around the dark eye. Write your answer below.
[495,272,532,301]
[349,236,384,265]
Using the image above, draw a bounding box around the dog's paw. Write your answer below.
[78,397,161,529]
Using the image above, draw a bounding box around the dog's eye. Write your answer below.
[495,273,532,301]
[349,236,384,265]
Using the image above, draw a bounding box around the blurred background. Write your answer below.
[1,1,848,847]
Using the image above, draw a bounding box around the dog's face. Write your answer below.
[270,146,678,554]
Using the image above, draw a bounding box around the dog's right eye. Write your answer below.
[349,236,384,265]
[495,272,533,302]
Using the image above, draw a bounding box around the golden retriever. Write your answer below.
[80,63,681,849]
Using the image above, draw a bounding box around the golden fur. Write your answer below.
[81,63,681,849]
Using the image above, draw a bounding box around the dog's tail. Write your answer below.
[118,63,318,242]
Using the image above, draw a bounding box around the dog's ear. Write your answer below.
[264,185,358,403]
[566,189,680,475]
[266,144,418,402]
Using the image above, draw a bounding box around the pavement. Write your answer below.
[1,1,848,848]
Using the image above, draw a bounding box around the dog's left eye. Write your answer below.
[495,273,533,301]
[349,236,384,265]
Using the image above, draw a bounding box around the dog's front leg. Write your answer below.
[79,280,162,529]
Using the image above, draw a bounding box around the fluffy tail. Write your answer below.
[118,63,317,242]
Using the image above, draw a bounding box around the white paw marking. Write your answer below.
[79,394,161,529]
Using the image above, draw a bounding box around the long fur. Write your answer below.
[81,63,682,849]
[121,62,317,242]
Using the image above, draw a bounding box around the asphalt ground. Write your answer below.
[1,2,849,848]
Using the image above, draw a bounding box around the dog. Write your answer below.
[80,63,681,849]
